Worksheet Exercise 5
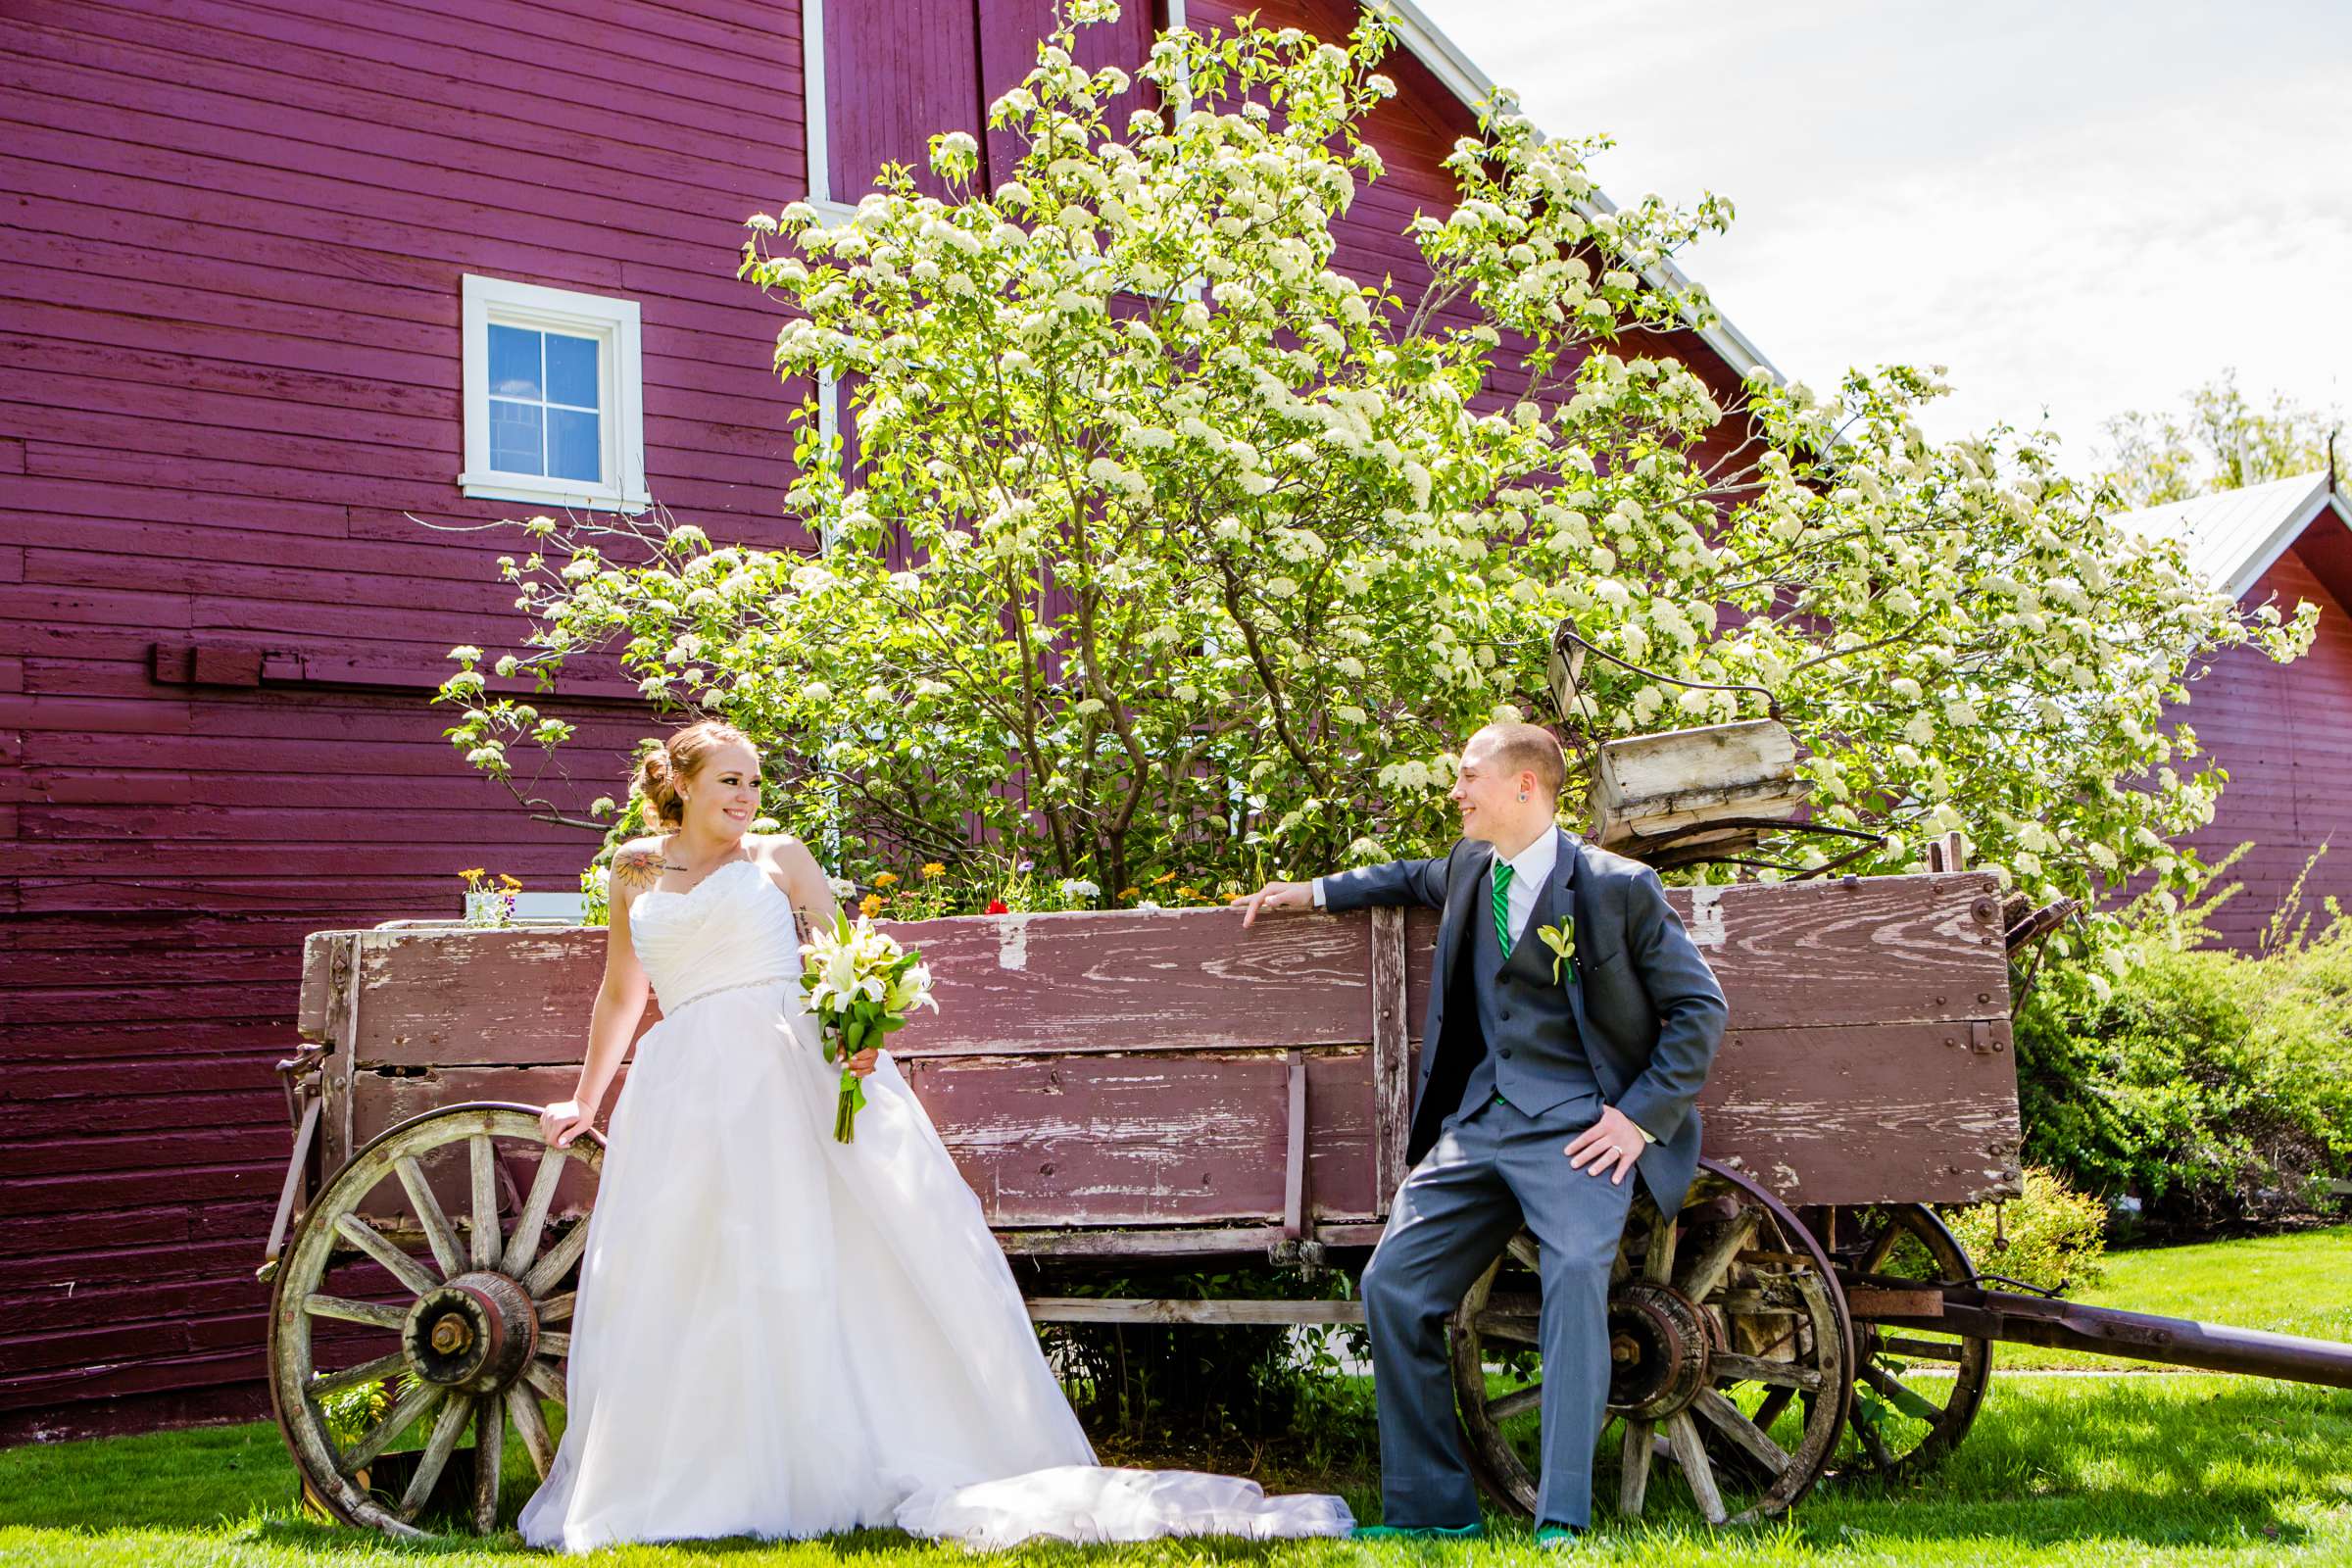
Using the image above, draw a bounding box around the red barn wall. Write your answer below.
[2165,541,2352,950]
[0,0,1758,1443]
[0,0,815,1442]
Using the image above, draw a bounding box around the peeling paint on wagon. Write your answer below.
[1687,884,1727,949]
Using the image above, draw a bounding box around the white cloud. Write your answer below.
[1418,0,2352,462]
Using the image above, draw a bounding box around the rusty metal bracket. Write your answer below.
[273,1042,328,1127]
[258,1095,322,1283]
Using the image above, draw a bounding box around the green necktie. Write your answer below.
[1492,860,1514,956]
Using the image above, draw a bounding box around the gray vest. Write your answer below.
[1447,867,1601,1126]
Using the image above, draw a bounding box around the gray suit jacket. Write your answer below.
[1322,827,1729,1213]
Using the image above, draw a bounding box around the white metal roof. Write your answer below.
[1372,0,1783,386]
[2113,470,2352,600]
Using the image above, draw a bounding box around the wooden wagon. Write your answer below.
[261,865,2352,1538]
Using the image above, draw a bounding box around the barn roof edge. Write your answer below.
[1368,0,1784,387]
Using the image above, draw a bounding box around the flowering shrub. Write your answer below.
[440,3,2311,955]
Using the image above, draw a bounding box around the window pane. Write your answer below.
[547,407,602,483]
[489,324,542,401]
[544,332,600,410]
[490,398,544,474]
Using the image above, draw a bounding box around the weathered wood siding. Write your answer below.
[1,0,1763,1442]
[2162,539,2352,950]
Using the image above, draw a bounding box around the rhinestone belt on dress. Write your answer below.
[662,972,793,1013]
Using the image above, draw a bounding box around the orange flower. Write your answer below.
[1119,887,1141,900]
[874,871,901,888]
[1152,870,1179,885]
[920,861,946,878]
[1177,885,1200,898]
[859,893,883,918]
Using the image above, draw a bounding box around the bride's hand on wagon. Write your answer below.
[540,1099,596,1148]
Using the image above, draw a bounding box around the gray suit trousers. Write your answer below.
[1360,1091,1635,1530]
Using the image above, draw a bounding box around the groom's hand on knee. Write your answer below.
[1233,879,1312,928]
[1565,1105,1645,1185]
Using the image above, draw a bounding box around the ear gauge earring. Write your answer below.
[1518,792,1528,802]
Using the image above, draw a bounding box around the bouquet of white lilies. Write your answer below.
[798,913,937,1142]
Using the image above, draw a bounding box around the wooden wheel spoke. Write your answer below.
[1712,1351,1827,1392]
[342,1379,444,1475]
[1664,1411,1728,1525]
[1859,1211,1904,1275]
[534,1292,575,1326]
[399,1396,474,1519]
[536,1331,571,1358]
[1506,1232,1542,1273]
[304,1294,408,1331]
[521,1219,591,1298]
[1642,1213,1678,1284]
[472,1396,506,1533]
[1675,1209,1759,1302]
[521,1357,568,1406]
[1862,1361,1946,1424]
[1749,1387,1795,1437]
[1617,1417,1655,1516]
[308,1348,411,1399]
[468,1135,502,1270]
[501,1147,570,1278]
[331,1214,439,1298]
[506,1383,557,1481]
[1471,1313,1543,1346]
[1488,1384,1543,1422]
[1692,1387,1791,1474]
[395,1155,466,1279]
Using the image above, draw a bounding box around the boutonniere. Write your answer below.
[1536,917,1577,986]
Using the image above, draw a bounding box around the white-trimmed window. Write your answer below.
[460,274,649,513]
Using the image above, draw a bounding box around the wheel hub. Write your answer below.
[1605,1280,1715,1419]
[403,1271,538,1395]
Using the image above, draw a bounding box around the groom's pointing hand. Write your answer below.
[1234,879,1313,928]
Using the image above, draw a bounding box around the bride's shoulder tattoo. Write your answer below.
[611,843,665,898]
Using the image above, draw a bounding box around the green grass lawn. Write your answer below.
[5,1377,2347,1566]
[3,1228,2348,1566]
[1997,1225,2352,1371]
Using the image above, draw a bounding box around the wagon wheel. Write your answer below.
[1812,1201,1991,1483]
[1449,1159,1852,1527]
[267,1102,600,1539]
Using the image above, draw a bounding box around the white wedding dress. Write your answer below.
[516,858,1354,1551]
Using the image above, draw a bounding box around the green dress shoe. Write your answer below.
[1534,1523,1585,1548]
[1348,1522,1487,1541]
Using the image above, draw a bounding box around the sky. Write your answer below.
[1418,0,2352,470]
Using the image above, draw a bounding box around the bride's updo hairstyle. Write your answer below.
[632,720,759,829]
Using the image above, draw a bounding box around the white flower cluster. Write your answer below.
[800,916,937,1019]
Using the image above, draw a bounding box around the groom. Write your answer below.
[1238,721,1728,1544]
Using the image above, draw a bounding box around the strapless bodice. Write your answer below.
[628,858,802,1014]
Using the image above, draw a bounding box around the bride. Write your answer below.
[515,720,1354,1551]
